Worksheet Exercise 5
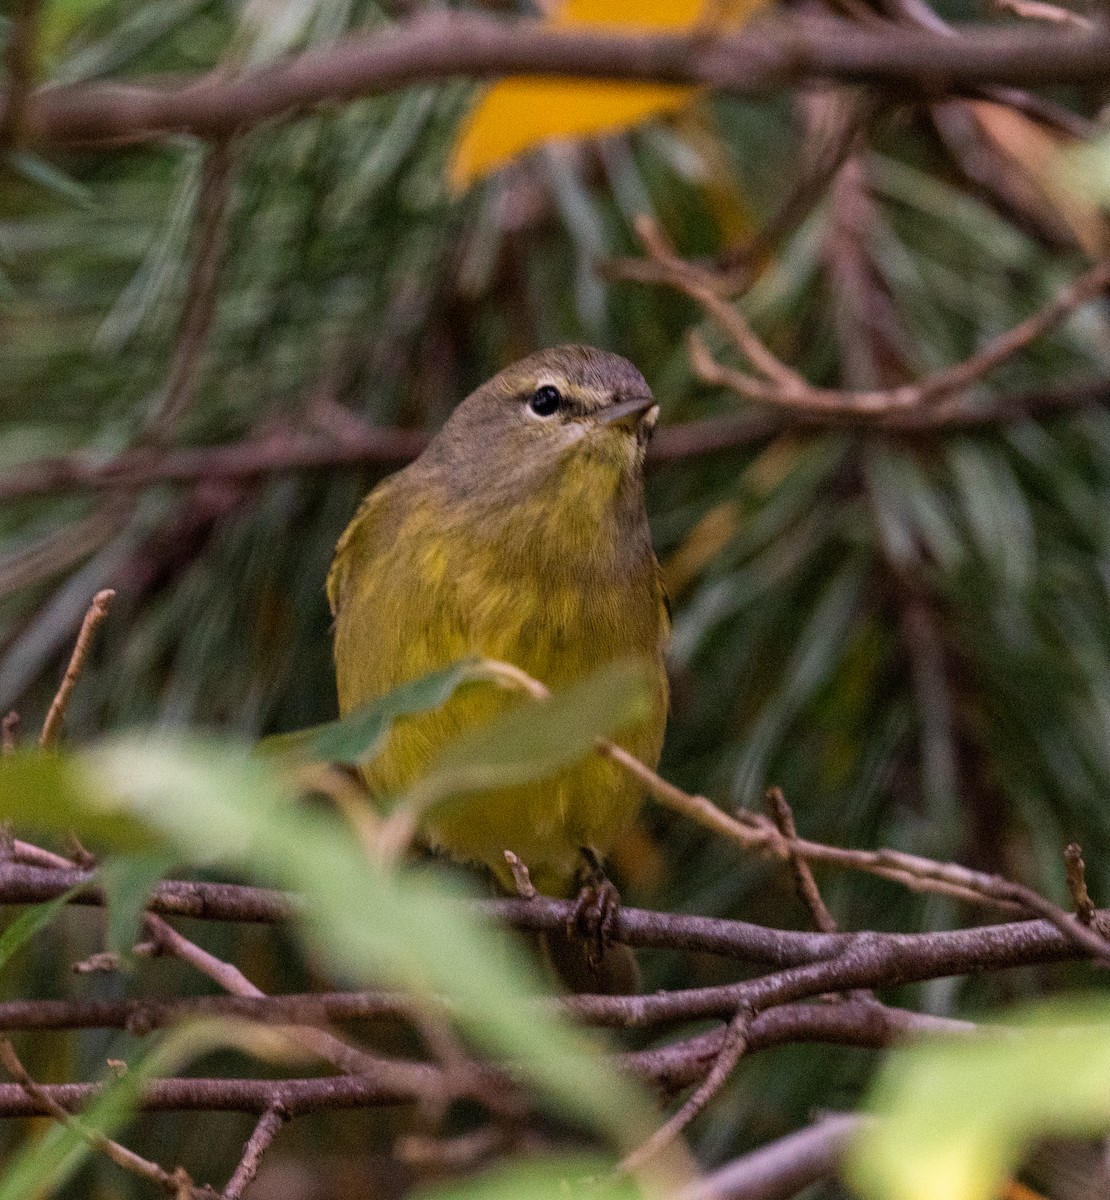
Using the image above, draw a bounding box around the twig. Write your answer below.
[619,1008,752,1173]
[993,0,1094,28]
[143,914,421,1083]
[1,860,299,920]
[676,1112,863,1200]
[222,1104,288,1200]
[662,224,1110,419]
[1,712,20,754]
[0,1039,201,1197]
[635,216,808,391]
[0,0,42,147]
[504,850,537,899]
[0,1002,979,1121]
[764,787,838,934]
[1064,843,1096,925]
[17,15,1110,149]
[631,213,1110,419]
[38,589,115,749]
[0,1070,446,1119]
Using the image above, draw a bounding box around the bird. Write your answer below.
[327,345,669,992]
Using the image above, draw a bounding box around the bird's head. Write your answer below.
[423,346,658,513]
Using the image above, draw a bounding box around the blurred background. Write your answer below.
[4,0,1110,1194]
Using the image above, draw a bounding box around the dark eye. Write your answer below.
[529,385,562,417]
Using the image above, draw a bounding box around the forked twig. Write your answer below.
[618,1007,752,1173]
[764,786,838,935]
[39,589,115,749]
[632,214,1110,422]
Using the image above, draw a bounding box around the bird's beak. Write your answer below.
[600,395,658,432]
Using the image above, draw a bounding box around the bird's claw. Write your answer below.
[568,877,622,970]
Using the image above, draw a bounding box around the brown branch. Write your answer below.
[7,857,1110,979]
[0,1039,202,1197]
[16,15,1110,149]
[222,1104,288,1200]
[0,861,299,921]
[676,1112,863,1200]
[0,0,42,147]
[143,914,432,1086]
[1064,843,1096,925]
[764,786,838,934]
[3,375,1109,509]
[38,589,115,749]
[0,1001,977,1120]
[0,1071,445,1118]
[0,425,428,502]
[619,1008,752,1173]
[641,214,1110,420]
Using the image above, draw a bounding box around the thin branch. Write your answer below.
[0,1039,202,1197]
[143,914,429,1084]
[0,1002,979,1120]
[0,1071,446,1119]
[619,1008,752,1173]
[16,15,1110,149]
[0,861,299,921]
[38,589,115,749]
[7,857,1109,976]
[3,376,1109,510]
[643,215,1110,420]
[676,1113,863,1200]
[764,787,838,934]
[1064,843,1096,926]
[222,1104,288,1200]
[0,0,42,147]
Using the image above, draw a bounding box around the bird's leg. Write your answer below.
[567,847,622,969]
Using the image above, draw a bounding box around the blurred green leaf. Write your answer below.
[414,1156,642,1200]
[0,750,153,852]
[100,852,176,957]
[1,732,654,1149]
[259,657,488,765]
[0,880,87,971]
[0,1019,294,1200]
[418,657,655,804]
[848,998,1110,1200]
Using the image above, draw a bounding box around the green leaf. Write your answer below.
[848,997,1110,1200]
[0,751,154,853]
[413,1156,642,1200]
[0,881,89,972]
[1,734,654,1150]
[100,853,177,958]
[417,657,655,804]
[0,1020,288,1200]
[258,658,489,765]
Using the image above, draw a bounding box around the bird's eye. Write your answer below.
[529,385,562,417]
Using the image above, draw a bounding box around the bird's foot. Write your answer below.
[567,850,621,970]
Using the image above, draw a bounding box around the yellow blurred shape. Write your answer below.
[448,0,770,190]
[662,501,740,595]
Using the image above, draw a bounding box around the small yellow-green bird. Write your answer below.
[327,345,669,991]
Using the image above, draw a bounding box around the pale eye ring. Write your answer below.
[529,385,562,417]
